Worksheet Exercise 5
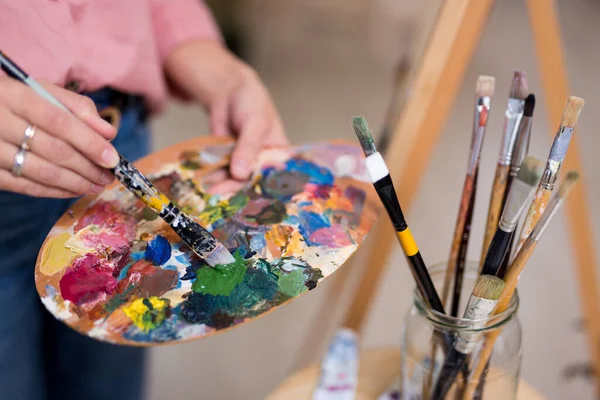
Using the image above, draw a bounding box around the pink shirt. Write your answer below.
[0,0,222,112]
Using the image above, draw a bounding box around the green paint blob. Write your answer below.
[278,268,307,297]
[192,252,247,296]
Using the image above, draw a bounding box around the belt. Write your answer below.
[66,83,147,130]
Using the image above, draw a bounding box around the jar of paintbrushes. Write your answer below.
[400,262,522,400]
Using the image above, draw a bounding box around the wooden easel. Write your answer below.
[294,0,600,397]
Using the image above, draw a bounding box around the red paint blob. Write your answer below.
[60,253,118,305]
[75,201,136,242]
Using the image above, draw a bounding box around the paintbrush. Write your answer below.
[445,75,495,317]
[493,94,536,278]
[514,96,584,256]
[351,116,445,313]
[479,157,544,277]
[0,50,235,267]
[312,328,360,400]
[480,71,528,265]
[431,275,505,400]
[464,171,580,399]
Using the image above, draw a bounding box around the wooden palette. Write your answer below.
[35,137,380,346]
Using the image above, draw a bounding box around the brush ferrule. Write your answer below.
[498,99,525,165]
[454,295,498,354]
[509,117,532,175]
[549,126,574,161]
[365,152,389,183]
[540,159,561,190]
[502,179,536,227]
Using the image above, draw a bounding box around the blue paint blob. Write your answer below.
[145,235,171,266]
[298,211,331,244]
[285,159,334,185]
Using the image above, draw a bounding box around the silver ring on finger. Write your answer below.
[21,124,37,151]
[12,147,27,177]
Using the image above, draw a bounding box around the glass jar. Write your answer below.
[400,261,522,400]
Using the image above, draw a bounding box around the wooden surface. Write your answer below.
[342,0,495,332]
[268,347,546,400]
[526,0,600,396]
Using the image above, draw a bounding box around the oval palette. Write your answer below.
[35,137,380,346]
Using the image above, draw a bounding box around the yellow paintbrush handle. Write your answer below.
[480,164,510,268]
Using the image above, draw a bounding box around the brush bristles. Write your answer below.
[517,156,544,186]
[204,245,236,266]
[560,96,585,127]
[509,70,529,100]
[558,171,580,198]
[476,75,496,97]
[473,275,505,300]
[524,94,536,117]
[351,116,377,156]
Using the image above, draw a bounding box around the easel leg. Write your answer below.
[527,0,600,396]
[342,0,496,331]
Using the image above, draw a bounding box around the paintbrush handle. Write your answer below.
[515,188,552,255]
[480,229,513,276]
[442,177,475,306]
[480,164,510,268]
[463,238,536,399]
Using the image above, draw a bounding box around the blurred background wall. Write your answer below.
[147,0,600,398]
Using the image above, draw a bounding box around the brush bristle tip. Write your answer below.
[476,75,496,97]
[517,156,544,186]
[473,275,505,300]
[560,96,585,127]
[510,70,529,100]
[524,94,536,116]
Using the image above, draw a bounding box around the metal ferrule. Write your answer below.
[499,218,517,232]
[540,159,561,190]
[498,99,525,165]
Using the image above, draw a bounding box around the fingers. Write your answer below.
[0,169,79,198]
[0,78,120,169]
[209,99,231,137]
[230,114,270,180]
[0,108,114,186]
[0,139,103,195]
[36,79,117,140]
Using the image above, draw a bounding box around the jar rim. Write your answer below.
[412,261,519,332]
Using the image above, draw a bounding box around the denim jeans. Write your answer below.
[0,89,149,400]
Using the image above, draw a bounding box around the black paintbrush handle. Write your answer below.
[408,251,446,314]
[431,347,468,400]
[480,228,513,276]
[495,173,515,278]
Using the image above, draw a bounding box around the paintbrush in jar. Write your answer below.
[464,171,580,399]
[493,94,536,278]
[0,50,235,267]
[480,71,528,265]
[479,157,544,277]
[351,116,445,313]
[431,275,505,400]
[445,75,495,317]
[514,96,584,256]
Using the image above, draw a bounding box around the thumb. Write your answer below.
[38,79,117,140]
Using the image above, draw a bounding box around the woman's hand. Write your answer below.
[164,40,289,192]
[0,77,119,198]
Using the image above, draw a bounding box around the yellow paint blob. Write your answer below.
[142,193,170,213]
[122,297,170,333]
[40,232,77,276]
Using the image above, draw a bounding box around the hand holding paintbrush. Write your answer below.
[463,171,580,399]
[0,50,235,267]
